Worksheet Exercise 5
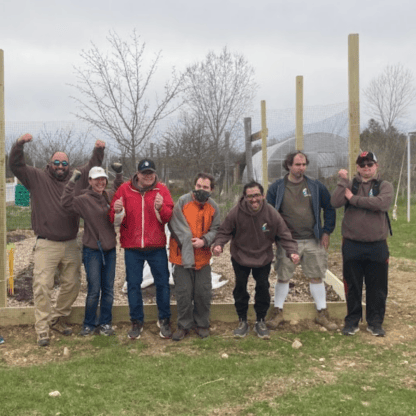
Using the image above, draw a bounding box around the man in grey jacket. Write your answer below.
[266,151,337,331]
[10,133,105,346]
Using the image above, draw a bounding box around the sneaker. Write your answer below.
[172,327,189,342]
[367,324,385,337]
[128,320,143,340]
[50,317,72,336]
[233,319,249,338]
[315,309,338,331]
[195,327,210,339]
[267,307,284,330]
[254,319,270,340]
[342,324,360,336]
[0,336,4,345]
[37,332,50,347]
[157,318,172,339]
[79,326,96,336]
[99,324,115,336]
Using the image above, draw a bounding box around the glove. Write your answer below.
[111,162,123,174]
[70,170,82,183]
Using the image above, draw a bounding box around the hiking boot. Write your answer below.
[233,319,249,338]
[267,307,284,330]
[50,317,72,335]
[254,319,270,340]
[342,324,360,336]
[37,332,50,347]
[367,324,385,337]
[172,327,189,342]
[128,320,143,340]
[195,327,210,339]
[79,326,96,336]
[99,324,115,336]
[315,309,338,331]
[157,318,172,339]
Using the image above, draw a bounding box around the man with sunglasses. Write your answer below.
[9,133,105,346]
[212,181,299,339]
[331,151,393,337]
[266,151,337,331]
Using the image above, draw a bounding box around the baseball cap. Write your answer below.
[137,159,156,172]
[89,166,108,180]
[356,151,377,164]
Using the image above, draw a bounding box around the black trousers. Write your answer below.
[342,239,389,326]
[231,257,271,321]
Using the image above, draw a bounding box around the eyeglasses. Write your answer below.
[358,162,374,168]
[53,160,68,167]
[245,193,262,200]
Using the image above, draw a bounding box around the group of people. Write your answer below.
[6,133,393,346]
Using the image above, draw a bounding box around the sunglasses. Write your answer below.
[53,160,68,167]
[358,162,374,168]
[245,193,262,200]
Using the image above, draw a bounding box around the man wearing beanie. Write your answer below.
[110,159,174,340]
[331,151,393,337]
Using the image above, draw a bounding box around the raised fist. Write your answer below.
[18,133,33,144]
[111,162,123,174]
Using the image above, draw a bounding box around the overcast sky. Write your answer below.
[2,0,416,130]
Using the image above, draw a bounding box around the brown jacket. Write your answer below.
[212,196,298,268]
[61,174,124,251]
[9,141,104,241]
[331,173,393,242]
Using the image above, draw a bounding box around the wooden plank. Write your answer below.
[261,100,268,192]
[325,269,346,301]
[0,50,6,307]
[0,302,348,327]
[296,75,304,151]
[251,129,268,142]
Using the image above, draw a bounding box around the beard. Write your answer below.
[52,168,69,181]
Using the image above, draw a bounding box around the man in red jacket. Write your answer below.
[110,159,174,340]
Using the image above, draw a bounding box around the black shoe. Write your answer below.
[172,327,189,341]
[50,317,72,336]
[157,318,172,339]
[254,319,270,340]
[128,320,143,340]
[233,319,249,338]
[342,324,360,336]
[37,332,50,347]
[367,324,385,337]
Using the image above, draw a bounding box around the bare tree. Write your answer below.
[70,30,184,173]
[183,47,257,152]
[364,64,416,130]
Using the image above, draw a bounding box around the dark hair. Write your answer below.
[194,172,215,190]
[243,181,264,196]
[283,151,309,171]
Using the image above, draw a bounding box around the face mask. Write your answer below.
[193,189,211,203]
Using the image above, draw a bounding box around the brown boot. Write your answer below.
[267,307,284,330]
[315,309,338,331]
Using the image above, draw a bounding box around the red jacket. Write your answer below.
[109,177,174,249]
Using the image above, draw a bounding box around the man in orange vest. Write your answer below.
[169,173,220,341]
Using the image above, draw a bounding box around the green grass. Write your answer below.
[6,205,32,231]
[1,332,416,415]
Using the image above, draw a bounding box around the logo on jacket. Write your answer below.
[262,223,270,233]
[302,188,311,197]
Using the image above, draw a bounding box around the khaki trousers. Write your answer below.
[33,238,81,334]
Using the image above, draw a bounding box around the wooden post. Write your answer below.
[224,131,230,194]
[296,76,304,151]
[233,163,240,185]
[348,34,360,178]
[0,50,6,307]
[244,118,254,182]
[261,101,268,193]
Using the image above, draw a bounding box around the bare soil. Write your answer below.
[2,230,416,367]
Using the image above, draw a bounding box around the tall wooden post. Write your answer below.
[348,34,360,178]
[244,118,254,182]
[261,101,268,193]
[296,76,304,151]
[224,131,230,194]
[0,50,6,307]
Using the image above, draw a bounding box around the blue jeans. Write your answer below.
[82,246,116,328]
[124,248,171,322]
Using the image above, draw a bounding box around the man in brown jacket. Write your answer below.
[331,151,393,337]
[212,181,299,339]
[9,133,105,346]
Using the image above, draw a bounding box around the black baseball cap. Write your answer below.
[356,151,377,164]
[137,159,156,173]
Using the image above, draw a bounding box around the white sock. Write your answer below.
[310,282,326,310]
[274,282,289,308]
